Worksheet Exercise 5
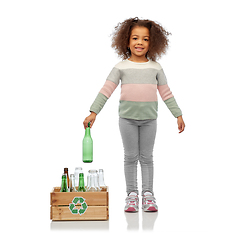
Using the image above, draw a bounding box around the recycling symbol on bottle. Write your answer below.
[69,197,88,215]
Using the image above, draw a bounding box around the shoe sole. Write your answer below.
[125,207,139,212]
[143,206,158,212]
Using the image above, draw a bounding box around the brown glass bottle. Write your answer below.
[64,168,69,188]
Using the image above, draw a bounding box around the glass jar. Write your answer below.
[86,169,101,192]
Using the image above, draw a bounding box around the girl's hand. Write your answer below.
[83,112,97,129]
[177,115,185,133]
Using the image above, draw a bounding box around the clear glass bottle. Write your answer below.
[74,167,83,187]
[86,170,99,192]
[98,169,107,191]
[60,174,68,192]
[69,174,77,192]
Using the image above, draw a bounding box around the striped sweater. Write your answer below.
[90,59,182,120]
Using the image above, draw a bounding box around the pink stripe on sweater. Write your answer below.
[99,80,118,98]
[157,84,174,101]
[120,84,157,102]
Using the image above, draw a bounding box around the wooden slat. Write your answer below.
[50,187,108,206]
[53,187,108,192]
[51,192,107,206]
[51,206,109,221]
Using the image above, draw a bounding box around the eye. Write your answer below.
[144,39,149,41]
[133,37,138,40]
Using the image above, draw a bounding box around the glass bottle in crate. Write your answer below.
[60,174,68,192]
[74,167,83,187]
[78,173,86,192]
[64,168,69,188]
[69,174,77,192]
[99,169,107,191]
[86,169,99,192]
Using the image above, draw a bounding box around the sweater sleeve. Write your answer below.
[90,67,120,114]
[156,68,182,118]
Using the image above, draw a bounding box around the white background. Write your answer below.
[1,0,240,239]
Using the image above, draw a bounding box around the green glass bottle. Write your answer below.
[78,173,86,192]
[60,174,68,192]
[82,122,93,163]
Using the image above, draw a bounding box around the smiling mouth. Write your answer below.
[135,47,144,51]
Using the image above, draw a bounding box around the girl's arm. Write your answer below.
[83,66,120,129]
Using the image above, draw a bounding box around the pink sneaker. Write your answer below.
[124,192,139,212]
[142,192,158,212]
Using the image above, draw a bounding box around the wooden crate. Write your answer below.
[50,187,109,221]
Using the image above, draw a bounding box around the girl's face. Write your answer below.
[128,26,150,62]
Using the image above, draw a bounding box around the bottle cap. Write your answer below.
[88,122,90,128]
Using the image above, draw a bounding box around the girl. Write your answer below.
[83,17,185,212]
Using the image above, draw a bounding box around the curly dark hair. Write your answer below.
[111,17,171,61]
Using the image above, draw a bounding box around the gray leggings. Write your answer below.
[119,117,157,196]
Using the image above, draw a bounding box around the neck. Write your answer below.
[128,56,149,63]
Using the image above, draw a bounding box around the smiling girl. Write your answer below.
[83,17,185,212]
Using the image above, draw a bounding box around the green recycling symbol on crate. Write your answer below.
[69,197,88,215]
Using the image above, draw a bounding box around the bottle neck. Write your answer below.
[78,173,85,191]
[85,127,91,136]
[79,173,84,185]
